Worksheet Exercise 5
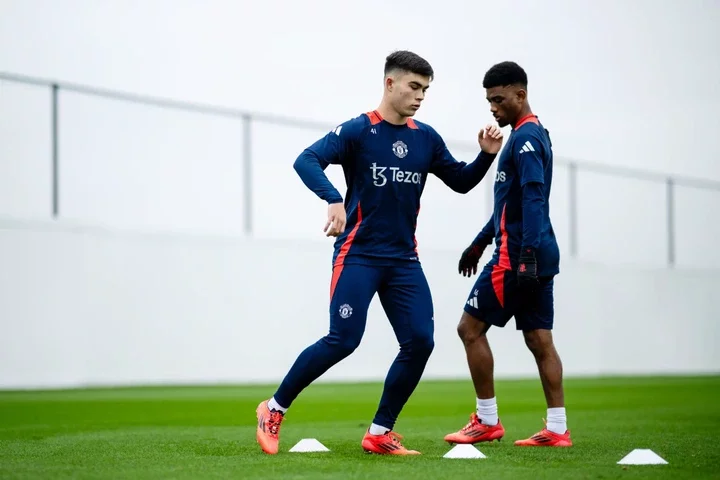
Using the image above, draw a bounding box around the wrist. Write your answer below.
[473,236,492,248]
[478,151,498,160]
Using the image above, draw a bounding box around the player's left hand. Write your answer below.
[478,124,503,154]
[517,247,539,290]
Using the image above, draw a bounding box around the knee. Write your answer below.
[404,331,434,358]
[417,333,435,356]
[457,313,487,346]
[323,332,362,357]
[523,330,553,357]
[340,336,363,355]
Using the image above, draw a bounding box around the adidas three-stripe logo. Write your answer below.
[519,140,535,154]
[467,297,479,309]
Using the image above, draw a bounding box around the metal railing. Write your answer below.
[2,71,720,267]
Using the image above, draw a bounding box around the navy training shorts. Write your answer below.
[463,263,554,331]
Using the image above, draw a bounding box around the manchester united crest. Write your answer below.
[392,140,408,159]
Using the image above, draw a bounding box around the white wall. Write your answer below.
[1,81,720,269]
[0,0,719,388]
[0,218,717,390]
[1,0,720,269]
[1,0,719,179]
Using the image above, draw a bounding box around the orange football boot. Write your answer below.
[444,413,505,444]
[361,430,421,455]
[256,399,286,454]
[514,420,572,447]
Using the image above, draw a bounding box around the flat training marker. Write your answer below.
[289,438,330,452]
[443,444,487,459]
[617,449,668,465]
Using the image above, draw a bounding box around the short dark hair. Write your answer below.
[483,61,528,89]
[384,50,434,79]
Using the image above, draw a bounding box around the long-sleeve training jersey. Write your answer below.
[294,110,497,268]
[472,114,559,276]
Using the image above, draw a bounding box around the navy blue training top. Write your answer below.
[294,110,497,268]
[473,114,560,276]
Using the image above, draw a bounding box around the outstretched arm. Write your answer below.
[430,125,503,194]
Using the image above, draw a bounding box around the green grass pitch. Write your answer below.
[0,376,718,479]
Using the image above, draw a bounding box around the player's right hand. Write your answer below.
[478,124,503,154]
[324,202,346,237]
[458,244,486,277]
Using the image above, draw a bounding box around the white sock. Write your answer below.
[546,407,567,434]
[476,397,498,426]
[268,397,288,414]
[368,423,390,435]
